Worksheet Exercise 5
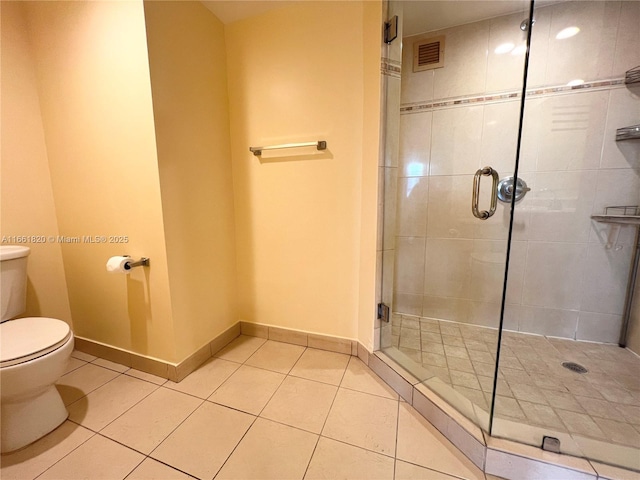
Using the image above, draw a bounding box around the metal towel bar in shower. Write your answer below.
[249,141,327,156]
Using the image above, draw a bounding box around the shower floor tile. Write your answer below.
[391,314,640,450]
[3,340,492,480]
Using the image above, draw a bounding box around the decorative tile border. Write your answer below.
[381,57,401,78]
[400,78,626,114]
[526,78,625,96]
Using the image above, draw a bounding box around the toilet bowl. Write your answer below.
[0,246,74,453]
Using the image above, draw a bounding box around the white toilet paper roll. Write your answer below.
[106,256,132,274]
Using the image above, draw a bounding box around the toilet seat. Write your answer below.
[0,318,72,368]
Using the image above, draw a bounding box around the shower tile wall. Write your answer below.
[394,1,640,342]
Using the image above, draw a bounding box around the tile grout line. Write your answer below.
[31,428,99,480]
[92,430,200,480]
[63,357,88,375]
[253,343,308,417]
[314,434,399,461]
[163,372,237,402]
[123,369,169,386]
[389,316,640,449]
[140,458,199,480]
[210,343,309,479]
[182,413,256,480]
[58,362,124,406]
[112,434,146,480]
[191,340,279,478]
[67,374,162,435]
[75,350,169,386]
[87,373,162,436]
[89,357,131,374]
[339,383,399,401]
[300,349,349,479]
[91,391,207,459]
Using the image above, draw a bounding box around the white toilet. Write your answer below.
[0,245,74,453]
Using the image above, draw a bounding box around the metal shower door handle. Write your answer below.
[472,166,499,220]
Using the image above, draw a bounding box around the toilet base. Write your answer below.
[1,385,69,453]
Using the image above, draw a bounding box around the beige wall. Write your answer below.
[23,1,177,361]
[0,2,72,324]
[2,0,382,361]
[225,1,380,340]
[358,1,384,350]
[144,1,238,361]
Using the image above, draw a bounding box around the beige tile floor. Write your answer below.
[389,314,640,449]
[1,336,500,480]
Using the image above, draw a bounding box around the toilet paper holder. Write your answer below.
[123,256,150,270]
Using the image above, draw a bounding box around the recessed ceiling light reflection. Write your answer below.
[494,42,515,54]
[556,26,580,40]
[406,162,425,177]
[510,45,527,56]
[567,79,584,86]
[405,177,419,198]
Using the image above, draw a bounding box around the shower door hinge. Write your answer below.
[378,302,390,323]
[384,16,398,44]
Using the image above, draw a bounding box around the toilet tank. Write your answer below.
[0,246,30,322]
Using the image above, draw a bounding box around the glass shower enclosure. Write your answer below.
[378,0,640,471]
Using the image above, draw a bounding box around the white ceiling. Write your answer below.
[201,1,535,36]
[201,1,289,24]
[402,1,530,37]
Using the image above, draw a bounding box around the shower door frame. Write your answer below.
[487,0,536,434]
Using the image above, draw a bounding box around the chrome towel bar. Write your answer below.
[249,141,327,156]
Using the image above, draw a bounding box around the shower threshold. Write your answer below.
[375,313,640,476]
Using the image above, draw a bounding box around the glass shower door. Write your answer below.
[378,0,533,432]
[492,0,640,470]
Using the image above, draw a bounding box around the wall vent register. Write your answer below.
[413,35,445,72]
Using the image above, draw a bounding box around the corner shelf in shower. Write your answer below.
[591,206,640,347]
[616,67,640,141]
[625,65,640,85]
[590,214,640,225]
[591,205,640,224]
